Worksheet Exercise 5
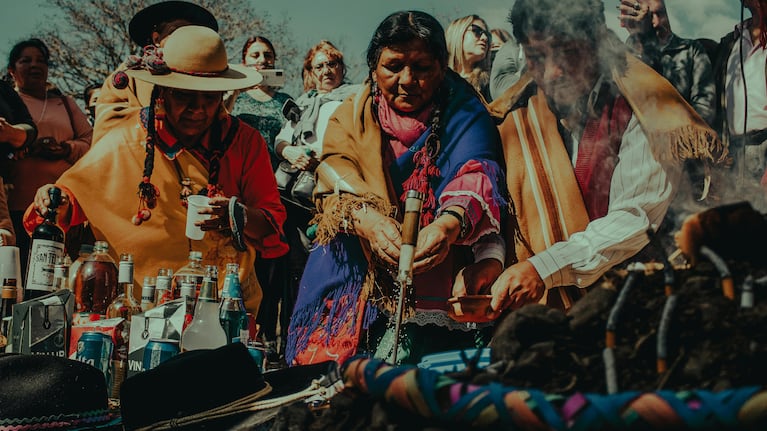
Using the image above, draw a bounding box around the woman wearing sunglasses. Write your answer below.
[446,15,493,102]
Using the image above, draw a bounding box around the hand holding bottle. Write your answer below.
[33,184,71,219]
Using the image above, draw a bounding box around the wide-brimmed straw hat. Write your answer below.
[128,1,218,47]
[126,25,262,92]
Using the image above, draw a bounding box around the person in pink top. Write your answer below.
[4,38,92,273]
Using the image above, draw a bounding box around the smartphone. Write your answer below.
[259,69,286,88]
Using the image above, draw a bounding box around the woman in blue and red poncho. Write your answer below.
[286,10,508,366]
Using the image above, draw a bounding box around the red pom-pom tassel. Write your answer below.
[113,71,129,89]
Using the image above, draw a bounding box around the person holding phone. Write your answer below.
[229,35,294,369]
[230,36,293,168]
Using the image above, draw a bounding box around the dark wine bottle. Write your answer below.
[24,186,66,301]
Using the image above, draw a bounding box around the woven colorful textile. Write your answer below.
[342,357,767,430]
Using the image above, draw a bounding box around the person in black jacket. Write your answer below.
[712,0,767,211]
[0,79,37,245]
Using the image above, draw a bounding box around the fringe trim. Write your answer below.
[312,193,393,246]
[365,266,417,320]
[649,124,726,164]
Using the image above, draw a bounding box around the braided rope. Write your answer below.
[0,409,116,430]
[343,357,767,430]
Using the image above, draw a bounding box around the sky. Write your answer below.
[0,0,744,91]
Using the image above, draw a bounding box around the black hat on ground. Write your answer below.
[0,353,121,430]
[128,1,218,47]
[120,342,339,430]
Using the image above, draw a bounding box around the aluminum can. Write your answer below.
[76,331,113,384]
[143,338,180,371]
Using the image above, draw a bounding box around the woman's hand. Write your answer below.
[28,137,72,160]
[487,260,545,319]
[0,230,14,247]
[452,258,504,297]
[412,220,453,273]
[412,208,463,273]
[0,118,16,144]
[0,118,30,149]
[353,207,401,267]
[282,145,316,170]
[33,184,70,218]
[197,196,231,232]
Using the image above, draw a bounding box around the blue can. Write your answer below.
[143,338,180,371]
[76,331,113,385]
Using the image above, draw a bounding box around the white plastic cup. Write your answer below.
[185,195,212,240]
[0,246,23,303]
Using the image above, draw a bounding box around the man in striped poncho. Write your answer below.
[485,0,723,315]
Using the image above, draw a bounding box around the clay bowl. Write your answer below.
[447,295,494,323]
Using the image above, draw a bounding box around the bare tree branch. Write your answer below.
[34,0,302,102]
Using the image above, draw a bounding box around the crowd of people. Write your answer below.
[0,0,763,371]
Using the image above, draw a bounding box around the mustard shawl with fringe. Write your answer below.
[313,85,396,245]
[491,53,723,267]
[58,123,264,314]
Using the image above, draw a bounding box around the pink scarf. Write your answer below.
[376,92,431,157]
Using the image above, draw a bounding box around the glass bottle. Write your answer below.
[219,263,249,344]
[24,186,66,301]
[205,264,218,296]
[181,276,226,351]
[179,277,197,331]
[73,241,118,315]
[179,277,197,302]
[105,254,141,321]
[68,244,94,291]
[173,251,204,299]
[140,276,156,312]
[0,279,17,346]
[105,253,141,400]
[52,255,72,292]
[155,268,173,305]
